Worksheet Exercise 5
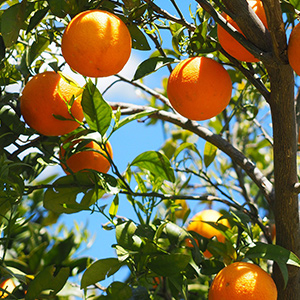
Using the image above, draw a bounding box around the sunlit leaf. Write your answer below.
[82,80,112,137]
[130,150,175,182]
[204,142,217,168]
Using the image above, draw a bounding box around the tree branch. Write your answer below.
[195,0,273,63]
[109,102,275,204]
[261,0,289,63]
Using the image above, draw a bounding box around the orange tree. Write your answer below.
[1,0,300,299]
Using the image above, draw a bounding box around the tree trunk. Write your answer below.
[268,63,300,299]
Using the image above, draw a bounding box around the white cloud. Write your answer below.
[62,51,143,104]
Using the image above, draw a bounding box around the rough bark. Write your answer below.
[267,63,300,299]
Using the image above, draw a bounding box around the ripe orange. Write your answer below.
[217,0,268,62]
[60,138,113,174]
[186,209,230,258]
[208,261,277,299]
[20,71,83,136]
[288,23,300,76]
[167,56,232,121]
[0,278,16,298]
[61,10,132,78]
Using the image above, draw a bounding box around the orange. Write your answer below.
[20,71,83,136]
[167,56,232,121]
[174,199,189,219]
[217,0,268,62]
[288,23,300,76]
[60,138,113,174]
[186,209,229,258]
[61,10,132,77]
[208,261,277,299]
[0,278,16,298]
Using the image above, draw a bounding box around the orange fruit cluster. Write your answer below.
[208,261,278,299]
[20,9,131,174]
[167,56,232,121]
[186,209,230,258]
[217,0,268,62]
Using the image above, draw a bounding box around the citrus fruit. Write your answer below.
[208,261,278,299]
[288,23,300,76]
[217,0,268,62]
[20,71,83,136]
[186,209,230,258]
[167,56,232,121]
[174,199,189,219]
[60,138,113,174]
[61,9,132,77]
[0,278,16,298]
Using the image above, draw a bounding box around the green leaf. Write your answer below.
[1,3,25,47]
[82,80,112,136]
[172,26,185,56]
[130,150,175,182]
[164,222,189,245]
[173,142,201,161]
[116,221,143,250]
[289,0,300,10]
[43,234,75,266]
[25,265,69,300]
[26,7,49,33]
[109,195,119,218]
[43,173,103,214]
[133,56,175,80]
[28,35,50,66]
[106,281,132,299]
[204,142,217,168]
[147,253,190,276]
[200,259,225,275]
[245,242,300,288]
[81,258,124,288]
[127,24,151,50]
[47,0,67,18]
[114,109,157,131]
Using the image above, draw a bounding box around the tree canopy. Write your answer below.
[1,0,300,299]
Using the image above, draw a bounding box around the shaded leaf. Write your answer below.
[25,265,69,300]
[26,7,49,33]
[43,173,103,214]
[133,57,175,80]
[81,258,124,288]
[147,253,190,276]
[127,24,151,50]
[245,242,300,288]
[1,3,25,47]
